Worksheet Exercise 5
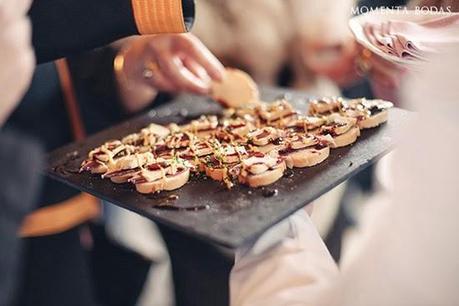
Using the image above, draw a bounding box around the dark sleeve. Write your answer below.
[30,0,195,64]
[68,48,174,134]
[68,47,129,129]
[0,131,43,306]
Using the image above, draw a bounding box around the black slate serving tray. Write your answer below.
[46,88,411,248]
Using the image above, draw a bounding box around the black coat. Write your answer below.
[0,132,43,306]
[1,1,195,303]
[5,46,182,305]
[29,0,195,63]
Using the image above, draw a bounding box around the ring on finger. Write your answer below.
[143,61,160,80]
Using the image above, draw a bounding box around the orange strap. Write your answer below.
[131,0,187,34]
[19,59,101,238]
[20,194,100,238]
[55,59,86,141]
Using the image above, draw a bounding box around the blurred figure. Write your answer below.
[193,0,456,100]
[1,1,223,305]
[289,0,356,90]
[192,0,356,95]
[0,0,35,125]
[0,0,41,305]
[298,0,405,102]
[231,43,459,306]
[7,33,223,306]
[308,0,459,103]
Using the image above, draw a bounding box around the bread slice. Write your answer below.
[205,165,228,182]
[81,141,128,173]
[308,97,342,115]
[331,126,360,148]
[92,164,109,174]
[238,154,286,187]
[286,116,326,133]
[109,169,142,184]
[247,127,283,154]
[80,160,109,174]
[122,123,170,146]
[283,146,330,168]
[279,133,333,168]
[211,68,260,108]
[342,98,392,129]
[202,143,247,182]
[114,153,155,171]
[182,115,219,138]
[164,132,192,150]
[142,123,170,138]
[250,143,280,154]
[257,100,297,123]
[102,152,155,183]
[238,162,286,188]
[135,168,190,194]
[358,110,388,129]
[204,160,241,182]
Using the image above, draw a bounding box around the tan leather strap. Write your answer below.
[131,0,187,34]
[20,194,100,238]
[19,59,101,238]
[55,58,86,141]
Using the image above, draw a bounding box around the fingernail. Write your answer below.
[213,63,225,81]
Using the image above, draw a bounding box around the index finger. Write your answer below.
[181,34,224,82]
[157,54,211,94]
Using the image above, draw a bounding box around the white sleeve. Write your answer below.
[231,210,338,306]
[231,46,459,306]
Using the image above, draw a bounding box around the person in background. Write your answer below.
[301,0,407,103]
[192,0,356,95]
[0,0,40,305]
[0,0,225,305]
[1,1,226,305]
[0,0,35,123]
[7,31,223,306]
[294,0,458,261]
[307,0,459,103]
[230,25,459,306]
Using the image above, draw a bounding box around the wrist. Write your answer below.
[114,47,159,113]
